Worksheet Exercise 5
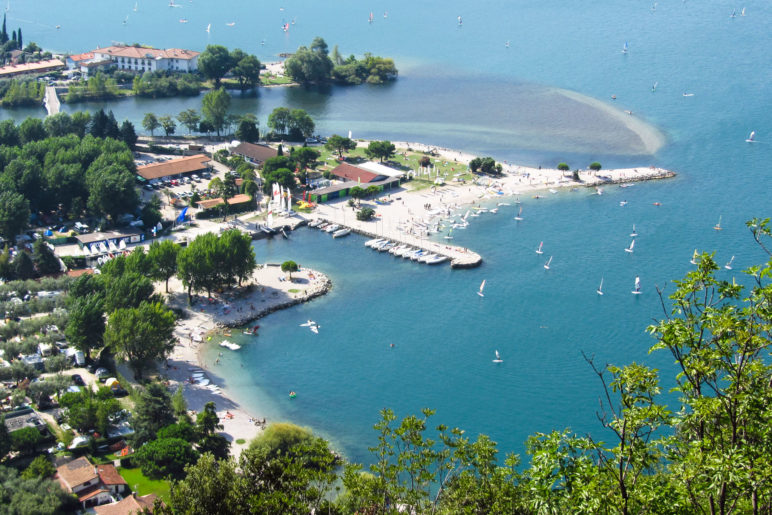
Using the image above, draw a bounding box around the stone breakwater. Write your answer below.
[215,268,333,329]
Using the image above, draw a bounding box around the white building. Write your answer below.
[91,45,200,73]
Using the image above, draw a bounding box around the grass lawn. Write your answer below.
[119,467,171,503]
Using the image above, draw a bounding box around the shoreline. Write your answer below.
[160,264,331,457]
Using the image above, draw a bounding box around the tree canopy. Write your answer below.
[201,88,231,136]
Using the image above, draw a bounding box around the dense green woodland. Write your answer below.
[0,112,138,240]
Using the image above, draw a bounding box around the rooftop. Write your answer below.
[231,142,278,164]
[75,228,143,245]
[357,161,405,178]
[94,45,200,61]
[330,162,381,184]
[196,193,252,210]
[0,58,65,77]
[56,457,98,490]
[94,493,159,515]
[97,464,127,487]
[136,154,210,180]
[68,52,94,63]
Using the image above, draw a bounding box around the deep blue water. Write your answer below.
[4,0,772,462]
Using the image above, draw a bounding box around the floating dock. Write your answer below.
[308,218,482,269]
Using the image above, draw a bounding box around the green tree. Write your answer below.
[158,421,196,442]
[167,453,244,514]
[557,162,570,171]
[43,112,75,138]
[18,117,46,144]
[364,140,396,163]
[119,120,138,150]
[231,51,261,91]
[10,427,41,455]
[177,233,218,300]
[284,37,334,85]
[0,416,10,460]
[589,162,602,171]
[201,88,231,137]
[291,147,319,171]
[0,190,30,240]
[134,437,199,480]
[248,422,314,458]
[356,206,375,221]
[131,382,177,446]
[31,239,60,276]
[280,260,298,280]
[235,115,259,143]
[142,112,160,137]
[177,108,201,135]
[105,301,176,380]
[85,163,139,221]
[267,106,291,136]
[148,239,180,293]
[103,271,155,312]
[349,186,365,204]
[197,44,233,88]
[12,251,35,280]
[64,294,105,359]
[0,466,79,513]
[171,385,190,423]
[21,455,56,480]
[218,228,256,286]
[289,109,315,139]
[159,115,176,137]
[324,134,357,158]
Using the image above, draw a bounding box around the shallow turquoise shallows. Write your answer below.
[6,0,771,463]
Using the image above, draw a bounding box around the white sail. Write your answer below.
[724,256,734,270]
[635,277,641,289]
[477,280,486,297]
[536,241,543,254]
[544,256,552,270]
[597,277,604,295]
[746,131,755,142]
[630,224,638,237]
[625,239,635,253]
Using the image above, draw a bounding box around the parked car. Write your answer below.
[94,368,110,382]
[71,374,85,386]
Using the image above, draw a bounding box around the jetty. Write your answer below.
[44,86,61,116]
[307,217,482,269]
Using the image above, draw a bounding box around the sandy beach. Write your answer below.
[158,264,331,457]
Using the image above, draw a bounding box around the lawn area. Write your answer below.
[119,467,171,503]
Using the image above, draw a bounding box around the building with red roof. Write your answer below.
[93,45,200,73]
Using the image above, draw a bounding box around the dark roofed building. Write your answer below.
[231,142,278,166]
[137,154,210,180]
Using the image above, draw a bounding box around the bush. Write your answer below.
[356,207,375,221]
[557,162,570,171]
[133,437,199,479]
[589,162,602,171]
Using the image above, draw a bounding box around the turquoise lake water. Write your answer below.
[5,0,772,462]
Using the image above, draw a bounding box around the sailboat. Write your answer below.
[625,239,635,253]
[632,276,642,295]
[368,11,374,23]
[477,280,486,298]
[544,256,553,270]
[133,1,137,12]
[741,7,746,16]
[299,320,316,327]
[492,350,503,363]
[457,15,462,25]
[226,22,235,26]
[746,131,756,143]
[651,81,658,92]
[730,9,736,17]
[535,241,543,254]
[690,249,699,265]
[205,23,211,33]
[713,216,722,231]
[597,277,604,296]
[724,256,735,270]
[630,224,638,237]
[622,41,629,54]
[514,206,523,221]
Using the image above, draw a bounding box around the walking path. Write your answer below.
[44,86,60,116]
